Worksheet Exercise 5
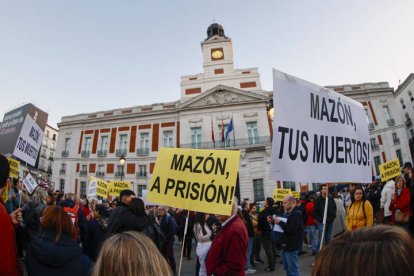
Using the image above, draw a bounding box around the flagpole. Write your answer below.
[232,113,236,147]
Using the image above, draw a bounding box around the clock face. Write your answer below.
[211,50,223,59]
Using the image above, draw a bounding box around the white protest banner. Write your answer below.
[87,176,109,198]
[270,69,371,183]
[13,115,44,166]
[23,173,38,194]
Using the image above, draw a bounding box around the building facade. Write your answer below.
[52,24,412,199]
[53,24,276,201]
[327,82,412,177]
[38,124,58,181]
[394,73,414,162]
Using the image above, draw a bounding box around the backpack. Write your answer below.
[64,206,79,240]
[142,222,166,252]
[23,202,40,231]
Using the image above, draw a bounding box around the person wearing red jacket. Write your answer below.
[0,155,23,276]
[206,198,248,276]
[389,175,411,229]
[303,194,317,255]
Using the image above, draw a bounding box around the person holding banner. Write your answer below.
[313,184,336,253]
[206,198,248,276]
[0,154,23,276]
[346,187,373,231]
[389,176,411,229]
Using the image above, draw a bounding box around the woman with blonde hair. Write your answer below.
[389,175,411,229]
[93,231,172,276]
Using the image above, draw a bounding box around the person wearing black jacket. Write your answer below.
[241,200,256,274]
[403,162,414,234]
[313,184,336,253]
[274,195,303,276]
[258,197,280,272]
[106,190,136,237]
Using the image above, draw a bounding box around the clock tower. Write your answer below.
[201,23,235,78]
[180,23,262,100]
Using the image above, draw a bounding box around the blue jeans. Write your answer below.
[246,237,253,270]
[316,222,333,253]
[304,225,317,253]
[282,250,300,276]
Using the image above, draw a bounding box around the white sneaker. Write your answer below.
[245,268,256,274]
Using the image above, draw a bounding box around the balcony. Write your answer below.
[371,144,380,151]
[97,150,108,157]
[116,149,127,157]
[136,148,150,156]
[61,151,69,157]
[96,171,105,177]
[40,153,47,158]
[79,170,88,176]
[368,123,375,131]
[406,119,412,127]
[81,150,90,158]
[180,136,272,150]
[387,119,395,126]
[59,169,66,175]
[48,156,54,161]
[136,171,148,178]
[393,138,401,145]
[115,171,124,178]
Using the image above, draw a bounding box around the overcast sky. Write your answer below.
[1,0,413,128]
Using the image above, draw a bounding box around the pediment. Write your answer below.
[177,85,269,110]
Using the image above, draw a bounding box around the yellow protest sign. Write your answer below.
[87,177,109,198]
[146,147,240,216]
[7,157,20,179]
[273,188,292,202]
[108,181,132,197]
[1,185,8,203]
[292,191,301,199]
[379,158,401,182]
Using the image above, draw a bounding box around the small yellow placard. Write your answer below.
[88,177,109,198]
[7,157,20,179]
[146,147,240,216]
[379,158,401,182]
[273,188,292,202]
[108,181,132,197]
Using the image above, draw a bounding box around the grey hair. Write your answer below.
[284,195,295,203]
[32,188,47,205]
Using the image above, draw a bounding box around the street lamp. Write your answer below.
[267,98,274,121]
[119,154,126,181]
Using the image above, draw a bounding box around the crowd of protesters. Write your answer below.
[2,153,414,276]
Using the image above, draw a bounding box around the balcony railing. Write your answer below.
[368,123,375,131]
[81,150,90,158]
[59,169,66,175]
[136,171,148,178]
[79,170,88,176]
[393,138,401,145]
[116,149,127,157]
[115,171,124,177]
[180,136,272,150]
[387,118,395,126]
[371,144,380,151]
[406,119,412,127]
[40,154,47,158]
[97,150,108,157]
[61,151,69,157]
[96,171,105,177]
[137,148,150,156]
[48,156,54,161]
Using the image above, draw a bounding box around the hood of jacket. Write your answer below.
[384,180,395,190]
[29,231,83,267]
